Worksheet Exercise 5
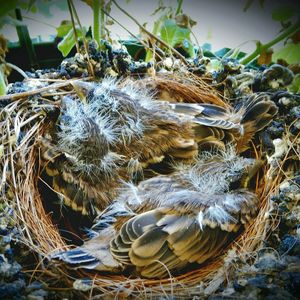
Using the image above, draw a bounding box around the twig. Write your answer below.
[111,0,188,65]
[69,0,95,77]
[67,0,80,53]
[22,16,57,29]
[0,79,82,102]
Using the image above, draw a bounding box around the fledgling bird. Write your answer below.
[41,78,276,215]
[52,149,262,279]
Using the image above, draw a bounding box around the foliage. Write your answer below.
[0,68,6,96]
[57,22,86,57]
[160,16,195,57]
[240,2,300,65]
[56,0,113,57]
[288,74,300,93]
[0,0,299,72]
[0,0,67,30]
[271,6,300,65]
[273,42,300,65]
[271,6,294,23]
[145,0,196,61]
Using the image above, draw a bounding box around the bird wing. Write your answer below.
[52,227,122,272]
[39,137,120,215]
[111,189,258,278]
[51,169,259,278]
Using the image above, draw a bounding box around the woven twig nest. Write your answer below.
[0,73,282,298]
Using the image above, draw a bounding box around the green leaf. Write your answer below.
[272,42,300,64]
[223,47,241,59]
[272,6,294,22]
[56,21,73,38]
[206,59,223,72]
[160,18,194,57]
[57,28,83,57]
[288,73,300,93]
[0,67,7,96]
[0,0,19,17]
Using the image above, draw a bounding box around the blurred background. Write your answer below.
[1,0,299,52]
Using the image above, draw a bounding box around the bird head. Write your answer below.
[225,157,263,189]
[57,96,122,175]
[71,78,148,143]
[70,117,109,164]
[182,147,263,194]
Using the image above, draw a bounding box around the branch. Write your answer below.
[0,78,91,102]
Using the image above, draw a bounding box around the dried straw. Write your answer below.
[139,72,228,108]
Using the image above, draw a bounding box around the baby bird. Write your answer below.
[41,78,276,215]
[52,149,262,278]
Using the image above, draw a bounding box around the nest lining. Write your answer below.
[0,74,281,298]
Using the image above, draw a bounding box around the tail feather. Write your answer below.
[236,93,278,152]
[242,101,274,123]
[189,93,277,153]
[51,227,122,272]
[194,117,241,131]
[255,115,275,130]
[196,103,228,118]
[52,248,102,269]
[240,93,278,131]
[171,102,228,118]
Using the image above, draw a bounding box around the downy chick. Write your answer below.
[41,77,276,215]
[52,148,262,278]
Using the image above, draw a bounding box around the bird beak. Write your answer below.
[71,81,94,103]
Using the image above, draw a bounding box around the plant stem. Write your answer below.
[22,16,57,29]
[0,69,6,96]
[241,18,300,65]
[100,0,105,39]
[6,62,29,79]
[111,0,188,65]
[67,0,80,53]
[93,0,100,48]
[69,0,95,77]
[175,0,183,15]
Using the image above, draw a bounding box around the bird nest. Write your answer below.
[0,73,284,298]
